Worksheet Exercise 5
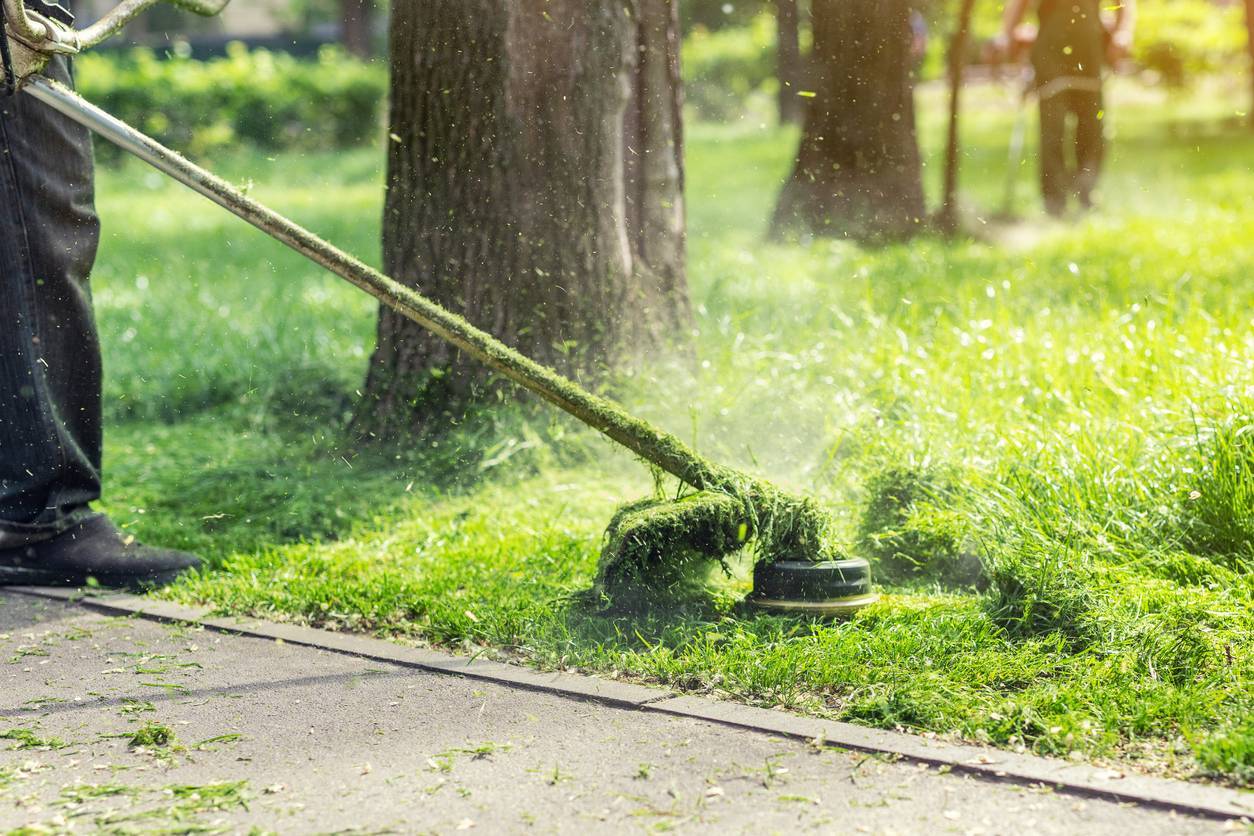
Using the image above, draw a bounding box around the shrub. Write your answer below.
[679,0,1248,122]
[935,0,1246,88]
[682,13,781,121]
[1134,0,1248,87]
[76,44,386,158]
[681,0,770,33]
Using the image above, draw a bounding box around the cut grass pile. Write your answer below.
[1,728,68,751]
[127,722,176,749]
[84,77,1252,783]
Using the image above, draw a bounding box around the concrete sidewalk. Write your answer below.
[0,592,1240,834]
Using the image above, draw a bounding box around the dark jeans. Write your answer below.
[1037,81,1104,213]
[0,55,103,548]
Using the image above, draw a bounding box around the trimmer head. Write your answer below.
[748,557,878,617]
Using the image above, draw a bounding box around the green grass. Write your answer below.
[85,78,1252,784]
[126,722,176,748]
[1,728,69,751]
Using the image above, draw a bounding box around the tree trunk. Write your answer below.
[356,0,689,438]
[938,0,977,234]
[770,0,924,240]
[1245,0,1254,129]
[623,0,690,332]
[340,0,373,58]
[776,0,805,124]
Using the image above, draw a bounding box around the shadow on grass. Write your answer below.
[104,402,604,564]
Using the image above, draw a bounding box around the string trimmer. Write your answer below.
[3,0,877,614]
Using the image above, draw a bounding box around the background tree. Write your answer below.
[770,0,924,240]
[356,0,689,437]
[938,0,977,234]
[776,0,805,124]
[1246,0,1254,127]
[340,0,375,57]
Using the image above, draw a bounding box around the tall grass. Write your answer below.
[86,79,1253,783]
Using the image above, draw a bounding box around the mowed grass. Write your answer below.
[88,78,1252,784]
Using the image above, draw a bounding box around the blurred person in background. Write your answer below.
[996,0,1136,215]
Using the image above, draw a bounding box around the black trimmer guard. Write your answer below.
[748,558,878,617]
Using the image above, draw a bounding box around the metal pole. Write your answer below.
[21,75,725,491]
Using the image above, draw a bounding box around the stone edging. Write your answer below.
[7,586,1249,821]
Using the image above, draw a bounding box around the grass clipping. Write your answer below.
[588,474,842,611]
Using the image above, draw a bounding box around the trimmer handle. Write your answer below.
[2,0,230,68]
[76,0,230,49]
[2,0,229,89]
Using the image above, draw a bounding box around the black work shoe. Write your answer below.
[0,515,201,590]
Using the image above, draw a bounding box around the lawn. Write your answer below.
[89,78,1252,785]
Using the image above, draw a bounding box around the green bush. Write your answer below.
[1134,0,1248,87]
[932,0,1247,87]
[77,44,386,157]
[682,13,781,121]
[681,0,770,33]
[681,0,1248,121]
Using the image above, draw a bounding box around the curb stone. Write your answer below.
[6,585,1250,821]
[643,695,1251,820]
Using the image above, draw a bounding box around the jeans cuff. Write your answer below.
[0,507,99,549]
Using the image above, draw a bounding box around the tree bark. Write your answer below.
[340,0,374,58]
[623,0,690,335]
[938,0,977,234]
[776,0,804,124]
[1245,0,1254,129]
[356,0,689,438]
[770,0,924,240]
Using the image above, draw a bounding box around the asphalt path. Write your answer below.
[0,592,1239,834]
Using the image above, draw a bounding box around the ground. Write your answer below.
[86,78,1251,785]
[0,593,1240,833]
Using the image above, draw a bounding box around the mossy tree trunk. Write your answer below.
[356,0,689,438]
[776,0,805,124]
[770,0,924,240]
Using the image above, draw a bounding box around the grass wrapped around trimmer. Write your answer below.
[589,473,842,609]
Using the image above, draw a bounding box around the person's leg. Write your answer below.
[1073,87,1104,209]
[0,54,103,548]
[0,56,200,588]
[1037,86,1069,216]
